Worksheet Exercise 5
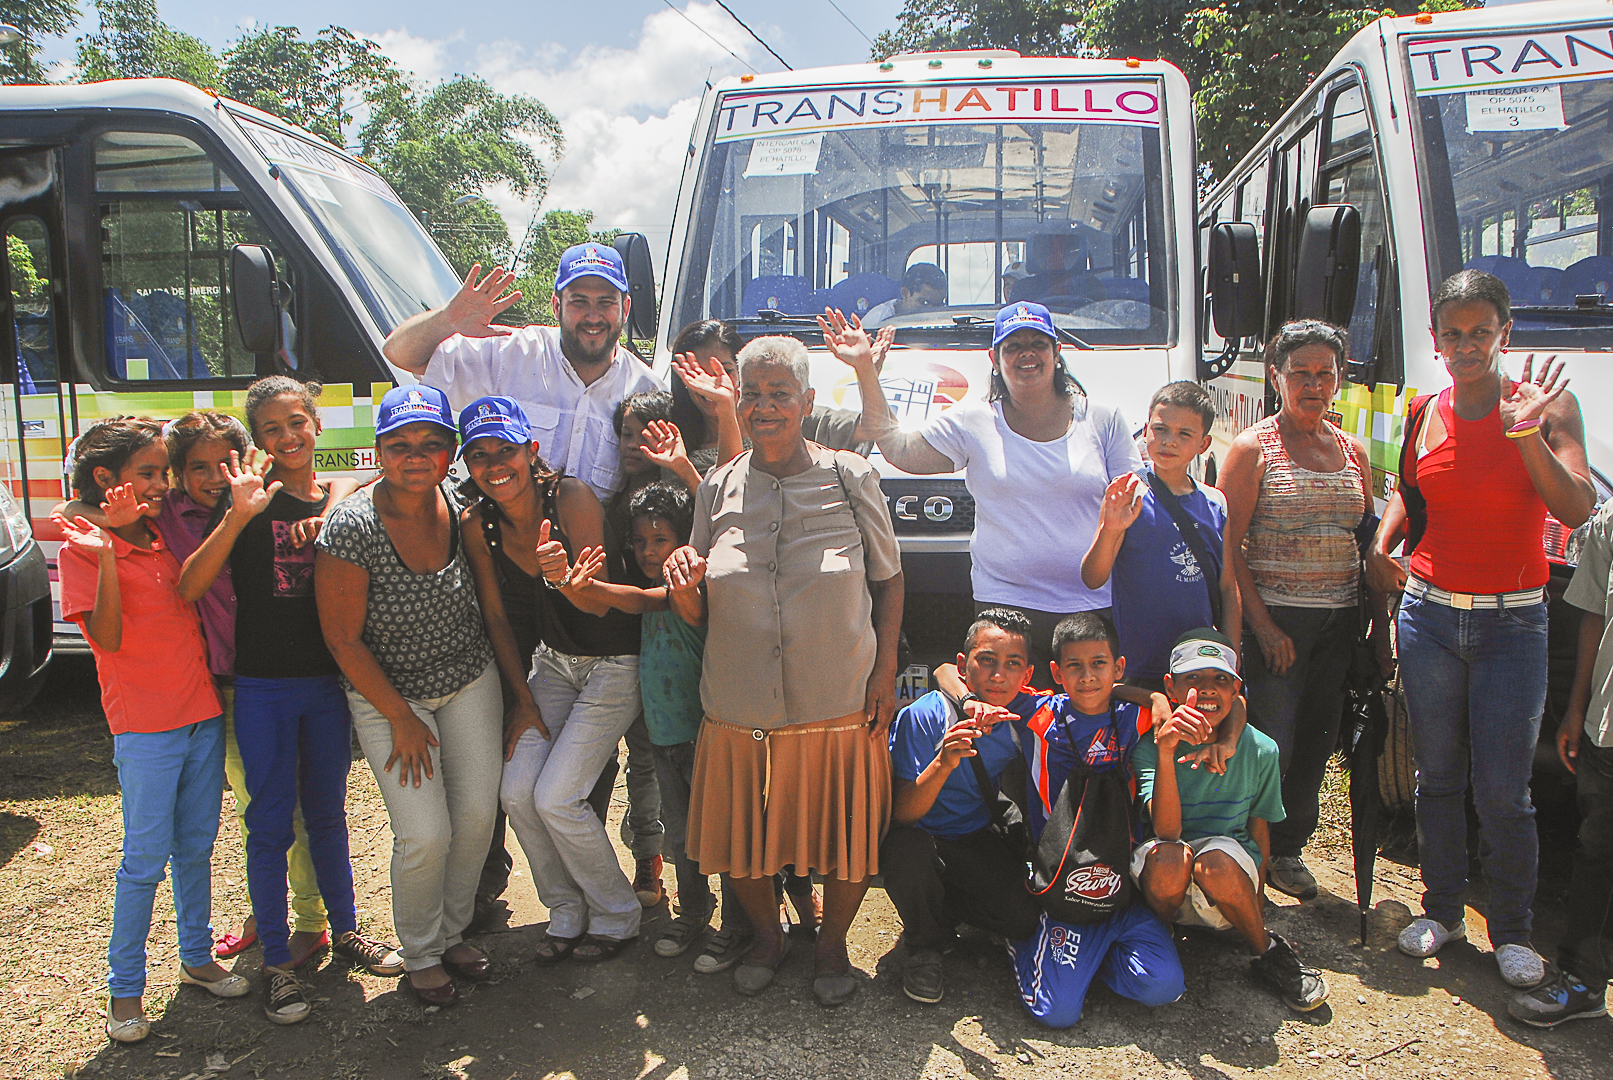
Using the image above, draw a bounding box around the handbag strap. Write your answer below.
[1141,470,1223,628]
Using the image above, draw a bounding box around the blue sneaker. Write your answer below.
[1509,967,1608,1028]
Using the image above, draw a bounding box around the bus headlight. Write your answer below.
[0,485,30,563]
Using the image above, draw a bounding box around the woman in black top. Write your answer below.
[458,396,645,963]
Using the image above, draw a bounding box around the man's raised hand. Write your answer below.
[444,264,523,339]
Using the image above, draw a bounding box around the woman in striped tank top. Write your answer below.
[1368,271,1593,990]
[1222,321,1379,906]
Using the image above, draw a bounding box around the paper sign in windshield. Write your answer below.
[239,119,404,208]
[743,134,824,177]
[715,80,1162,142]
[1409,27,1613,95]
[1466,83,1566,130]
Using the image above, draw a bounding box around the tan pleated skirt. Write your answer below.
[687,712,891,881]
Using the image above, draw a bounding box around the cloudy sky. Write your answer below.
[42,0,906,260]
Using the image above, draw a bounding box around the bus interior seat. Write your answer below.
[1010,234,1103,310]
[1532,266,1568,304]
[1562,255,1613,299]
[104,288,212,380]
[741,275,816,315]
[823,273,899,318]
[1463,254,1566,306]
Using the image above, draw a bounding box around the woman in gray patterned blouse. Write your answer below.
[315,385,503,1007]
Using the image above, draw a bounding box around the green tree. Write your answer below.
[7,234,46,300]
[506,209,620,325]
[219,26,403,146]
[359,76,563,281]
[1,0,84,85]
[76,0,222,87]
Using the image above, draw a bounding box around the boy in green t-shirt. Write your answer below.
[1132,628,1328,1013]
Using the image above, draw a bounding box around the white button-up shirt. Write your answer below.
[423,326,663,500]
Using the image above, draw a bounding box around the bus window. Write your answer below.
[95,132,279,383]
[6,218,57,391]
[1268,119,1320,332]
[1320,81,1396,384]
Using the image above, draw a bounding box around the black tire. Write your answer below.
[1378,672,1416,811]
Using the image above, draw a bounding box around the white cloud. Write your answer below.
[370,26,457,86]
[371,4,760,262]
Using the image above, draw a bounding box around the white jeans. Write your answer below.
[351,662,502,970]
[503,645,643,941]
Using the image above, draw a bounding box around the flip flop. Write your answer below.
[534,933,581,965]
[214,930,258,959]
[573,934,637,962]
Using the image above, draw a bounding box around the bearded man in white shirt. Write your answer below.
[382,243,663,501]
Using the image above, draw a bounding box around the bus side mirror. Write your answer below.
[231,244,279,356]
[1293,204,1361,328]
[612,232,658,343]
[1209,222,1263,340]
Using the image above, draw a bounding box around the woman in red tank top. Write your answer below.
[1368,270,1593,990]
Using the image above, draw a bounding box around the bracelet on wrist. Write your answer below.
[1505,421,1542,440]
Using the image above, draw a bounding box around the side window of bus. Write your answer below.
[1237,162,1269,268]
[1200,203,1224,352]
[95,131,282,383]
[1319,82,1398,385]
[1268,118,1320,332]
[5,218,58,391]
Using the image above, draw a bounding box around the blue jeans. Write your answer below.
[234,675,357,967]
[1242,605,1356,859]
[1398,591,1547,945]
[1009,906,1185,1028]
[503,646,642,942]
[108,716,225,997]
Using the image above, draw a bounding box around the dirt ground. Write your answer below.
[4,657,1613,1080]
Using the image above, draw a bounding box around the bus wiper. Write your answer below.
[945,312,1093,349]
[732,309,826,327]
[1510,303,1613,319]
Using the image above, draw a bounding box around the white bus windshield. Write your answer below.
[237,118,462,336]
[1410,26,1613,345]
[675,79,1173,345]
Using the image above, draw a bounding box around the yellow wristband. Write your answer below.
[1505,424,1542,440]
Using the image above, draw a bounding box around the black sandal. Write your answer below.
[573,934,637,962]
[534,933,581,965]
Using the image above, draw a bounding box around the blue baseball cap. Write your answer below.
[992,301,1059,349]
[457,396,532,457]
[375,384,456,439]
[554,242,629,295]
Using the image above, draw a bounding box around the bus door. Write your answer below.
[0,146,74,523]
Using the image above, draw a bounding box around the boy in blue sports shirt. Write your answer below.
[882,608,1044,1005]
[1133,628,1328,1012]
[1082,382,1239,690]
[1006,613,1187,1029]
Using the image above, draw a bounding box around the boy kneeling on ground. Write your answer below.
[1133,629,1328,1012]
[1006,613,1188,1028]
[882,608,1044,1004]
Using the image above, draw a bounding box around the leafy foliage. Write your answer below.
[76,0,221,87]
[7,234,46,300]
[0,0,79,85]
[359,76,563,277]
[220,26,403,147]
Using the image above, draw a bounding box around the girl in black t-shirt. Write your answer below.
[176,377,402,1026]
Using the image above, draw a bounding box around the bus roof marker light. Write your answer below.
[1126,58,1141,68]
[1415,12,1432,23]
[740,73,755,82]
[928,59,943,68]
[977,58,993,68]
[879,61,894,71]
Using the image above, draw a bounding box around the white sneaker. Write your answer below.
[1495,943,1546,989]
[1398,918,1466,958]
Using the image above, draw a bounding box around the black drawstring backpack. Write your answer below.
[1028,704,1136,923]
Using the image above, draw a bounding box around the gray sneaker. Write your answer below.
[693,926,753,974]
[1267,856,1319,901]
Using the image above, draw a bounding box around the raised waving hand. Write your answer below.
[1500,354,1569,430]
[224,448,283,519]
[443,264,523,339]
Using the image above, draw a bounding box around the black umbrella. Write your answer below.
[1344,665,1392,945]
